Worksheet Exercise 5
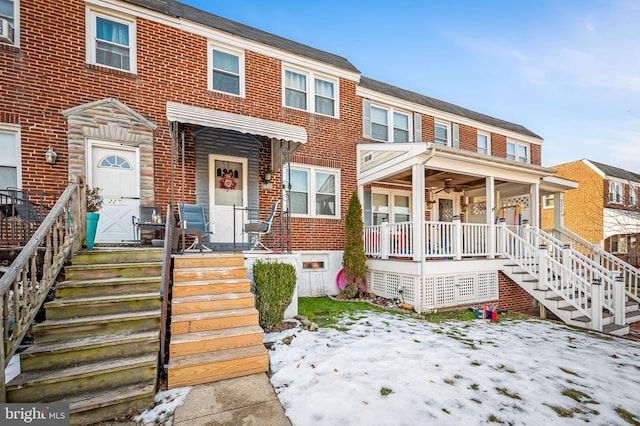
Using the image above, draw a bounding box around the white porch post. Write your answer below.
[614,275,626,326]
[486,176,496,259]
[412,163,425,262]
[530,183,540,229]
[553,192,564,231]
[591,278,604,332]
[537,245,548,290]
[453,216,462,260]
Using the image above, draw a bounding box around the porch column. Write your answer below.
[412,163,425,262]
[529,183,540,229]
[553,192,564,231]
[486,176,496,259]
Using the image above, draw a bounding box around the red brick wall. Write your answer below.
[458,123,476,151]
[496,272,535,312]
[530,143,541,166]
[491,133,507,158]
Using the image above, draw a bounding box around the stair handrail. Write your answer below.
[554,227,640,304]
[500,225,593,321]
[0,179,83,402]
[159,202,176,378]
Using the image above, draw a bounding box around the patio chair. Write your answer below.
[174,203,214,252]
[243,200,280,251]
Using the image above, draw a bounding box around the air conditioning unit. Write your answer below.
[0,18,14,44]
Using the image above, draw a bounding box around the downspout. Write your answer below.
[419,143,436,313]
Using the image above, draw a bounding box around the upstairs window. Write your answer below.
[631,186,637,206]
[87,10,136,73]
[477,132,490,155]
[283,68,337,117]
[368,106,410,142]
[0,129,20,189]
[370,106,389,141]
[609,181,623,204]
[393,112,409,142]
[0,0,16,45]
[435,121,450,146]
[209,44,244,96]
[507,140,529,163]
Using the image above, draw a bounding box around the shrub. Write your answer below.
[341,191,367,298]
[253,260,297,329]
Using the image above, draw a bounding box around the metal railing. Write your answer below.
[0,180,83,401]
[159,203,176,377]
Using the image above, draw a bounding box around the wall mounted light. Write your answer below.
[44,146,57,165]
[263,168,273,186]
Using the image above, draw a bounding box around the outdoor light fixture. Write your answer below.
[44,146,57,164]
[263,168,273,185]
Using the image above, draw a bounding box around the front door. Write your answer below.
[89,141,140,243]
[209,154,247,244]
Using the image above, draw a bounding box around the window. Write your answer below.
[507,140,529,163]
[477,132,490,155]
[285,165,340,218]
[283,67,337,117]
[609,181,623,204]
[99,155,131,169]
[209,44,244,96]
[87,10,136,72]
[630,186,637,206]
[610,235,628,254]
[0,0,16,45]
[435,122,450,146]
[372,190,410,224]
[368,105,411,142]
[0,129,20,189]
[543,194,554,209]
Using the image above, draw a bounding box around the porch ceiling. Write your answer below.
[166,101,307,153]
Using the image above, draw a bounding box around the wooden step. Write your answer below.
[173,254,245,268]
[173,265,248,282]
[167,345,268,389]
[72,248,163,265]
[33,310,160,343]
[172,278,251,297]
[7,354,157,403]
[603,323,630,336]
[64,262,162,280]
[20,331,159,372]
[172,307,259,334]
[68,382,156,426]
[55,276,161,299]
[170,325,264,357]
[45,293,160,320]
[626,310,640,324]
[171,293,255,315]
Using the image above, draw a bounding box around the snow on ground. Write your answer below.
[268,312,640,426]
[133,387,191,426]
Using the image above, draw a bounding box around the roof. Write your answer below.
[124,0,359,73]
[588,160,640,182]
[359,77,542,140]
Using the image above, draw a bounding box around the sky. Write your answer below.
[181,0,640,172]
[80,312,640,425]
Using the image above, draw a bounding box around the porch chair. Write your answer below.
[174,203,214,252]
[243,200,280,251]
[132,205,161,242]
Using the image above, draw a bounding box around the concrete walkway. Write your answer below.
[172,373,291,426]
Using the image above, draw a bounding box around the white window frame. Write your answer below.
[507,140,530,163]
[542,194,554,209]
[208,42,245,97]
[434,121,450,146]
[371,188,411,224]
[630,185,637,206]
[609,181,623,204]
[284,164,341,219]
[477,131,490,155]
[370,104,412,143]
[0,125,21,189]
[0,0,18,46]
[282,65,339,118]
[86,8,137,73]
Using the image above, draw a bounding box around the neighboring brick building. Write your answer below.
[542,159,640,266]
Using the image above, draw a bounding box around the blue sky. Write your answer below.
[183,0,640,171]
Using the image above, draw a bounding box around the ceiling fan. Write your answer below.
[428,178,470,194]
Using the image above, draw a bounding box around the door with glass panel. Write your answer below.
[209,154,247,244]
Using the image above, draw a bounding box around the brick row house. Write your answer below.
[542,159,640,267]
[0,0,586,309]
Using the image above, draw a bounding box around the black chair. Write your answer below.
[243,200,280,251]
[132,205,161,242]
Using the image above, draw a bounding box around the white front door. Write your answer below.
[209,154,247,244]
[89,141,140,243]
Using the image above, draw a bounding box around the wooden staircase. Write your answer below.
[6,248,163,425]
[167,253,268,389]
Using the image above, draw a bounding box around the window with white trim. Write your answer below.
[285,164,340,218]
[368,105,411,143]
[209,44,244,96]
[283,67,337,117]
[0,0,16,45]
[0,129,20,189]
[609,181,623,204]
[477,132,490,155]
[87,9,136,72]
[435,121,450,146]
[630,185,637,206]
[507,140,529,163]
[372,190,411,224]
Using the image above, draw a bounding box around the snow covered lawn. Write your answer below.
[267,312,640,425]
